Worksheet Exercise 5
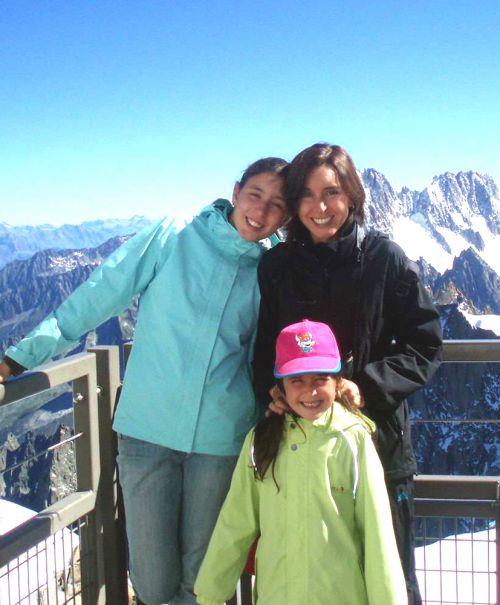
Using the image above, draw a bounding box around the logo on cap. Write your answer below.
[295,333,315,353]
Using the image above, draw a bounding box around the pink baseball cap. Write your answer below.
[274,319,342,378]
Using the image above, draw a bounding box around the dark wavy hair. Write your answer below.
[284,143,365,242]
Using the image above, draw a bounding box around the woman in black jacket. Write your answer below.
[253,143,443,605]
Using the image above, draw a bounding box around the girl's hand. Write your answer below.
[266,385,291,417]
[0,362,11,384]
[338,379,365,409]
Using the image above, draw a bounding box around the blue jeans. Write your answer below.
[117,434,238,605]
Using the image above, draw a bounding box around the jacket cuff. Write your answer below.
[3,356,27,377]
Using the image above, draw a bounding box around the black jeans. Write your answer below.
[386,475,422,605]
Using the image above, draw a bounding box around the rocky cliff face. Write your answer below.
[361,168,499,308]
[0,425,76,511]
[415,172,499,237]
[362,169,407,233]
[433,248,500,313]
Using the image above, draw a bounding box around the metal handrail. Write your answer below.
[415,475,500,518]
[0,347,127,604]
[442,339,500,362]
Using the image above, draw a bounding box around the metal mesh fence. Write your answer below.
[415,516,496,605]
[0,516,91,605]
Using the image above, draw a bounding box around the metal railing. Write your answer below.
[415,476,499,605]
[0,340,498,604]
[0,347,127,604]
[412,339,500,605]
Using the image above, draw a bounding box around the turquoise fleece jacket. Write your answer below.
[195,403,408,605]
[5,200,266,455]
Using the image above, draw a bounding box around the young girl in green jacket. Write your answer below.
[195,319,408,605]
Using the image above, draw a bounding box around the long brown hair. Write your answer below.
[284,143,366,242]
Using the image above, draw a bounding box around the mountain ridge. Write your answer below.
[0,216,152,269]
[1,169,498,275]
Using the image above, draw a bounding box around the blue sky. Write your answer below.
[1,0,499,226]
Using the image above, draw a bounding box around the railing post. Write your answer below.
[73,355,106,604]
[89,346,130,605]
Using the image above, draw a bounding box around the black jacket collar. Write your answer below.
[291,222,365,267]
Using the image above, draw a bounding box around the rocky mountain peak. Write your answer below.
[433,247,500,313]
[416,171,499,235]
[361,168,405,233]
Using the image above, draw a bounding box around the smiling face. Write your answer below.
[282,373,338,421]
[297,165,352,243]
[230,172,287,242]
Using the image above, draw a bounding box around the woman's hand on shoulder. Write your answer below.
[0,361,11,384]
[265,385,290,417]
[338,379,365,409]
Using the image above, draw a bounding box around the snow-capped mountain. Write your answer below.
[362,169,410,234]
[366,170,500,275]
[433,247,500,313]
[361,169,499,316]
[0,216,153,270]
[416,172,499,236]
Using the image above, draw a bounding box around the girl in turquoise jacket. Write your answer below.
[195,320,408,605]
[0,157,288,605]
